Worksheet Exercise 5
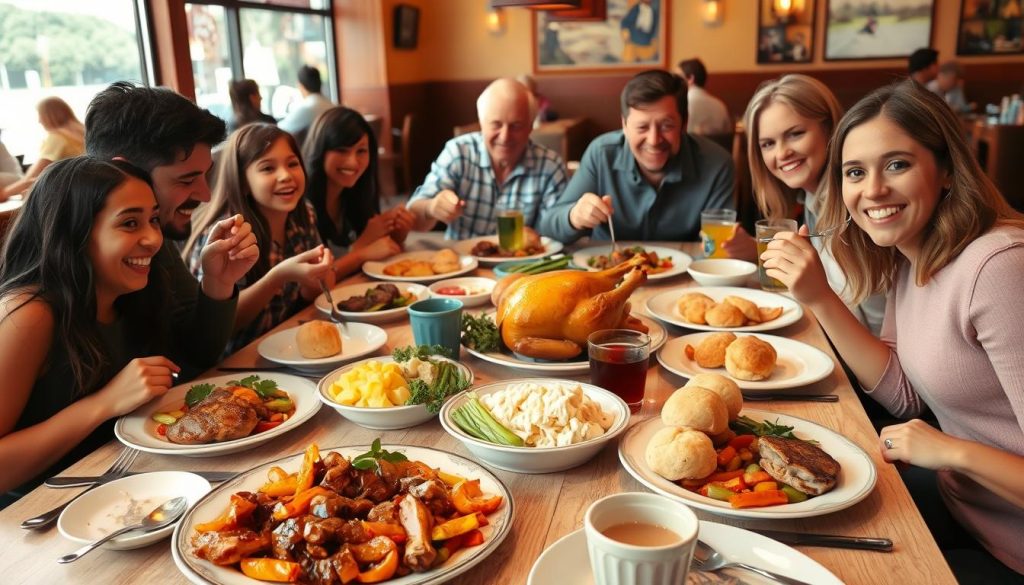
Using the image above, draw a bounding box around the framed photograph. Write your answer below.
[393,4,420,50]
[757,0,816,64]
[533,0,669,73]
[957,0,1024,55]
[824,0,935,60]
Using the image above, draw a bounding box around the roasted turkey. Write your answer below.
[494,254,649,360]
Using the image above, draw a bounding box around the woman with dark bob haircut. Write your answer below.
[0,156,178,504]
[302,107,411,278]
[761,80,1024,583]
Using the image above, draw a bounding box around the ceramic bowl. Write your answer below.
[439,378,630,474]
[686,259,757,287]
[428,277,496,308]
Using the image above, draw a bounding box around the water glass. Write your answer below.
[755,218,799,291]
[496,202,524,252]
[408,298,464,358]
[588,329,650,414]
[700,209,737,259]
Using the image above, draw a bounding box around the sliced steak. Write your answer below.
[757,435,840,496]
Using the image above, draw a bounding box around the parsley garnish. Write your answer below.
[228,375,281,398]
[352,439,408,474]
[460,313,500,352]
[185,383,215,408]
[392,344,451,362]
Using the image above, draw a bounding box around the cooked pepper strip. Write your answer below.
[356,537,399,583]
[195,493,256,532]
[240,558,302,582]
[729,489,789,508]
[259,475,298,497]
[430,513,480,541]
[295,443,320,495]
[361,521,407,543]
[272,486,331,521]
[452,479,502,515]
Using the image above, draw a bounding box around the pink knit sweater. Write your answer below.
[868,225,1024,574]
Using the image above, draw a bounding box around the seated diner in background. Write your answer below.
[1,96,85,200]
[538,69,734,243]
[407,77,567,240]
[227,78,276,133]
[302,106,411,277]
[185,124,334,356]
[277,65,335,140]
[760,80,1024,583]
[0,158,177,504]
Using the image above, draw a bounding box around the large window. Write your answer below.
[0,0,152,163]
[186,0,336,128]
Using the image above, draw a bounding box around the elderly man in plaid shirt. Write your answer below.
[408,78,568,239]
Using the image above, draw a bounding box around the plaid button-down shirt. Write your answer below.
[409,133,567,240]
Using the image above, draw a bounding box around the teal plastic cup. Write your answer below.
[408,298,464,358]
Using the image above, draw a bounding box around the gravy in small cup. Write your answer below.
[601,521,681,547]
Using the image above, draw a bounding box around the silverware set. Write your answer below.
[692,539,814,585]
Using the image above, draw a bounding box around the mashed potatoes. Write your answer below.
[478,382,614,447]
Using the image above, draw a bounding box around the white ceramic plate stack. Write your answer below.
[315,281,429,324]
[617,410,877,519]
[452,235,564,265]
[362,250,479,283]
[657,332,835,392]
[572,243,693,281]
[256,321,388,374]
[645,286,803,332]
[115,373,321,457]
[172,445,514,585]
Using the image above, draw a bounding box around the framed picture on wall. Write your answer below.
[757,0,816,64]
[533,0,669,73]
[824,0,935,60]
[957,0,1024,55]
[393,4,420,50]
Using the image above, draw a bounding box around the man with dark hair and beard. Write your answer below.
[85,81,259,373]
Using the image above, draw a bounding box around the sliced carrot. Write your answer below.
[753,481,779,492]
[729,489,789,509]
[707,469,745,483]
[717,446,737,467]
[728,434,756,450]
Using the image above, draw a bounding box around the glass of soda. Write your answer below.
[588,329,651,414]
[496,201,524,252]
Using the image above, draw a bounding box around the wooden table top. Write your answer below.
[0,238,956,585]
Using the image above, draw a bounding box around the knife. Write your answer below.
[752,529,893,551]
[45,471,238,488]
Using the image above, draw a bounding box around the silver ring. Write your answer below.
[884,438,895,450]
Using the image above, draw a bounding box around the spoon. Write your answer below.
[57,496,188,563]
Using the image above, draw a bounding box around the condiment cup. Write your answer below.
[584,492,699,585]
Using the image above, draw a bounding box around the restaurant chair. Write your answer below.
[453,122,481,137]
[387,113,415,196]
[972,122,1024,212]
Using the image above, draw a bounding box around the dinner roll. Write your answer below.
[692,332,736,368]
[723,296,760,323]
[662,386,728,435]
[677,292,716,325]
[296,321,342,358]
[725,336,777,381]
[684,373,742,421]
[645,426,718,481]
[705,302,745,328]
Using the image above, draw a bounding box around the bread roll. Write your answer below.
[684,373,742,421]
[645,426,718,481]
[662,386,728,435]
[296,321,342,358]
[725,336,777,381]
[431,249,460,273]
[705,302,745,327]
[677,293,715,325]
[692,332,736,368]
[723,296,760,323]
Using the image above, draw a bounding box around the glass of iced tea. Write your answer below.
[700,209,738,259]
[588,329,651,414]
[496,202,524,252]
[755,218,799,292]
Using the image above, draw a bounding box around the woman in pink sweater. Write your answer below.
[761,80,1024,582]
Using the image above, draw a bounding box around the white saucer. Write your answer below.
[527,521,842,585]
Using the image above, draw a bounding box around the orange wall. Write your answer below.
[382,0,1024,82]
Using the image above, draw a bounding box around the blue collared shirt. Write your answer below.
[538,130,734,243]
[409,132,568,239]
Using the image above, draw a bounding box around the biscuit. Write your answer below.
[684,373,742,421]
[662,386,728,435]
[677,293,715,325]
[645,426,718,481]
[383,259,411,276]
[431,249,461,274]
[296,321,342,358]
[724,296,761,323]
[405,261,435,276]
[692,332,737,368]
[705,302,745,328]
[725,336,778,381]
[758,306,783,322]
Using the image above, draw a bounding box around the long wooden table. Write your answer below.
[0,239,956,584]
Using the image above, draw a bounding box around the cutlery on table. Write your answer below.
[57,496,187,563]
[752,528,893,551]
[756,217,852,243]
[46,471,238,489]
[319,279,347,330]
[607,215,619,256]
[23,448,139,530]
[692,539,813,585]
[743,394,839,403]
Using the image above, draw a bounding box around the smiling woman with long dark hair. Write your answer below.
[0,156,178,503]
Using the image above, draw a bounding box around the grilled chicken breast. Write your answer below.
[757,435,840,496]
[166,388,262,444]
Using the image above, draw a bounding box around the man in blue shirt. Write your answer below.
[539,70,734,243]
[408,78,567,239]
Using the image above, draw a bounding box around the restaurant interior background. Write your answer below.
[2,0,1023,201]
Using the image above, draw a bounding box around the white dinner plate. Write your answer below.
[572,243,693,281]
[618,410,876,520]
[657,333,835,392]
[526,521,843,585]
[315,281,429,324]
[172,444,514,585]
[363,250,479,283]
[645,286,803,332]
[452,235,564,265]
[256,321,388,374]
[115,373,320,457]
[462,312,666,374]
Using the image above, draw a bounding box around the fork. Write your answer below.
[318,279,346,331]
[23,448,139,530]
[607,215,620,256]
[692,540,813,585]
[756,217,852,243]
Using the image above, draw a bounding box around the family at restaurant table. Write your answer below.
[0,63,1022,583]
